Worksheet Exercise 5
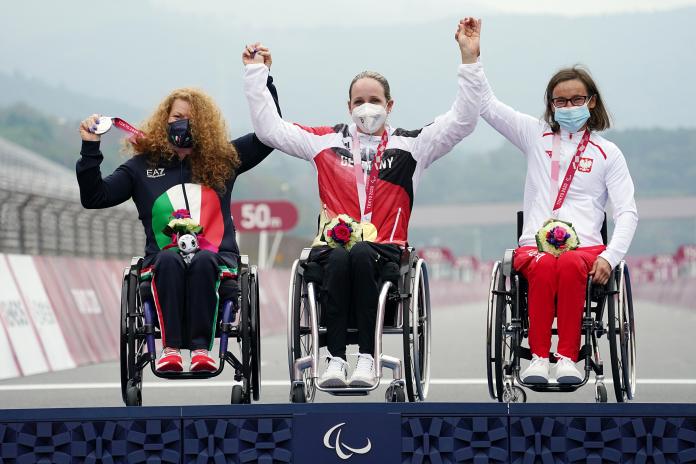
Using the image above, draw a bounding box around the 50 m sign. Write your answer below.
[231,201,298,232]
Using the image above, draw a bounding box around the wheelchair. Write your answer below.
[119,255,261,406]
[287,246,431,403]
[486,212,636,403]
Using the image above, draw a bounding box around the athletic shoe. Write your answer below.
[553,353,583,384]
[520,354,549,384]
[156,347,183,372]
[348,353,376,387]
[317,353,349,388]
[190,349,217,373]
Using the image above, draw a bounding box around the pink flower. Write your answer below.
[332,223,352,243]
[173,209,191,219]
[553,227,567,243]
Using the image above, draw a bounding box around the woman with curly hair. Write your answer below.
[77,46,280,373]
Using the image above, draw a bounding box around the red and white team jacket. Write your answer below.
[479,65,639,269]
[244,62,484,246]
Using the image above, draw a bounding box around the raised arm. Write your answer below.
[471,18,543,153]
[76,114,134,208]
[242,44,319,161]
[235,45,283,175]
[411,18,483,167]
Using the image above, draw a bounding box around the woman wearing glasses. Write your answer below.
[472,16,638,384]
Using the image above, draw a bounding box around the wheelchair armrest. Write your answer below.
[300,247,312,261]
[502,249,515,277]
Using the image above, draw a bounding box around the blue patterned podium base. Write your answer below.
[1,403,695,463]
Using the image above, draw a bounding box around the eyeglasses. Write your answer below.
[551,95,594,108]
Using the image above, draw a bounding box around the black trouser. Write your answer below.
[309,242,401,360]
[147,249,236,350]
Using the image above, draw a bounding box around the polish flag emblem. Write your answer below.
[578,157,593,173]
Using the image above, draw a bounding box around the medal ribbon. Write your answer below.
[550,129,591,217]
[351,129,389,223]
[112,117,145,138]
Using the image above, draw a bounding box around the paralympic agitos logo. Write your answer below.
[323,422,372,460]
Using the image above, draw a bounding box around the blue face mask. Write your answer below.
[553,103,590,132]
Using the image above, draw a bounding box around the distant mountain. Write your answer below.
[1,5,695,153]
[0,72,146,122]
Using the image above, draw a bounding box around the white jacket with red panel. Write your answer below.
[244,62,484,246]
[479,65,638,268]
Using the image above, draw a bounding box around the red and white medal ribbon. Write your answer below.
[550,129,591,217]
[351,128,389,223]
[94,116,144,139]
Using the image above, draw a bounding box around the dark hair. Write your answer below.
[544,66,611,133]
[348,71,392,101]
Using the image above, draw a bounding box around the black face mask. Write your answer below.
[167,119,194,148]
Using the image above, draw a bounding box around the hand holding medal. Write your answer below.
[80,114,144,142]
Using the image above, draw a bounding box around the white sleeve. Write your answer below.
[410,62,483,168]
[479,65,543,153]
[599,148,639,269]
[243,63,315,161]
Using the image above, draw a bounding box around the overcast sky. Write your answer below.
[2,0,695,147]
[153,0,696,25]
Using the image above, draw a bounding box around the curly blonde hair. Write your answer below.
[129,87,240,192]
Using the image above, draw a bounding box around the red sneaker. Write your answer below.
[156,347,183,372]
[190,349,217,372]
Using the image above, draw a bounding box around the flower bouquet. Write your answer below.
[323,214,363,251]
[162,209,209,263]
[162,209,203,236]
[535,219,580,257]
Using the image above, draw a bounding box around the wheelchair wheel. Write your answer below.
[290,383,306,403]
[493,270,515,403]
[125,379,142,406]
[121,263,142,406]
[249,265,261,402]
[120,269,130,405]
[486,261,503,401]
[239,267,255,403]
[608,262,636,402]
[385,384,406,403]
[230,384,244,404]
[403,258,431,402]
[288,260,316,403]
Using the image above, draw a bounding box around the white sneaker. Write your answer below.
[317,354,349,388]
[520,354,549,384]
[553,353,583,384]
[348,353,376,387]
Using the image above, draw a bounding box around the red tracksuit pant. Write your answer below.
[513,245,606,361]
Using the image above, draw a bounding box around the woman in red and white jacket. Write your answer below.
[472,19,639,384]
[242,20,483,389]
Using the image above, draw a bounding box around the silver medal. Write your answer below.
[93,116,113,135]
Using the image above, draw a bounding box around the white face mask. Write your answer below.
[351,103,387,134]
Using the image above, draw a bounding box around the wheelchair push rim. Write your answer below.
[288,260,316,403]
[403,258,432,402]
[608,261,636,402]
[486,261,502,401]
[121,260,145,406]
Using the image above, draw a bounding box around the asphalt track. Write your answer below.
[0,299,694,408]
